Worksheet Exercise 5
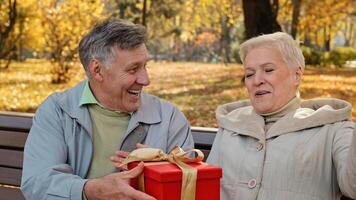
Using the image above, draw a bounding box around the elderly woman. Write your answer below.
[207,32,356,200]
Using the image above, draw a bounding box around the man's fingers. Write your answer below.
[126,186,156,200]
[115,150,130,157]
[110,156,123,162]
[121,162,145,179]
[136,143,149,148]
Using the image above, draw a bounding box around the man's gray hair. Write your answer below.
[79,18,147,75]
[239,32,305,71]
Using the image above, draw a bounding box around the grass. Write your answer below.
[0,60,355,127]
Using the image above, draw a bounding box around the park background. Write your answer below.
[0,0,355,127]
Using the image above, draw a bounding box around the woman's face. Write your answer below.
[244,46,302,114]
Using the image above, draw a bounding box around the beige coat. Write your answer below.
[207,98,356,200]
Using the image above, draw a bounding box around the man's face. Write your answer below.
[99,44,150,112]
[244,46,301,114]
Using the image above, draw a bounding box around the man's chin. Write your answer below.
[125,103,141,113]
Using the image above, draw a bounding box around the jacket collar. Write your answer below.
[126,92,161,134]
[57,80,161,136]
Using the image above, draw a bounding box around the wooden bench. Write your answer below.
[0,111,216,200]
[0,111,352,200]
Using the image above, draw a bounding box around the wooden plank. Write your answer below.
[191,127,217,146]
[0,130,28,149]
[0,186,24,200]
[0,149,23,168]
[0,111,33,131]
[0,167,22,186]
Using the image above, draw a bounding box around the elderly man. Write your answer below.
[21,18,194,200]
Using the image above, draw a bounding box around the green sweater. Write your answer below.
[79,81,130,179]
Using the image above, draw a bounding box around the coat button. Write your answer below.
[248,179,257,189]
[256,143,263,151]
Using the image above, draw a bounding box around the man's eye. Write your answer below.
[128,68,138,73]
[265,69,274,72]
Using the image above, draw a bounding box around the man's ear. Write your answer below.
[294,66,303,86]
[89,59,103,82]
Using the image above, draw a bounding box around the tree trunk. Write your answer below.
[142,0,147,26]
[219,15,232,63]
[117,0,126,19]
[0,0,17,69]
[242,0,281,40]
[271,0,279,16]
[291,0,302,39]
[324,26,331,51]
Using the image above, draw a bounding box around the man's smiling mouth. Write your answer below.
[128,89,141,96]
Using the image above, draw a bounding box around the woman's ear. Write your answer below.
[89,59,103,82]
[294,66,303,86]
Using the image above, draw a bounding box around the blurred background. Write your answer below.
[0,0,355,127]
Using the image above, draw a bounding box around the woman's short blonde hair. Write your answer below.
[239,32,305,71]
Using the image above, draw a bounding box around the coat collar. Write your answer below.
[216,98,352,141]
[216,100,265,142]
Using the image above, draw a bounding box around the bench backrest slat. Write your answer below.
[0,112,33,132]
[0,130,27,149]
[0,167,22,186]
[0,149,24,169]
[0,186,24,200]
[192,129,216,147]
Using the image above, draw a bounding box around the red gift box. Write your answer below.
[128,162,222,200]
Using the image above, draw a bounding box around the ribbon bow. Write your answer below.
[120,146,204,200]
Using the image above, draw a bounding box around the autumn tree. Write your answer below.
[0,0,17,69]
[242,0,281,39]
[38,0,106,83]
[298,0,353,50]
[290,0,302,39]
[344,0,356,47]
[176,0,242,62]
[0,0,42,68]
[111,0,142,23]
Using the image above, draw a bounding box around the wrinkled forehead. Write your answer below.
[112,44,150,65]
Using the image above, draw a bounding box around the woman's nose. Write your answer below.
[253,72,265,86]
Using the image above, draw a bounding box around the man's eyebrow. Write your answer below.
[126,59,150,69]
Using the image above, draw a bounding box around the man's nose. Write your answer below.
[137,67,150,86]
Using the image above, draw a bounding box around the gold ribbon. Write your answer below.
[120,146,204,200]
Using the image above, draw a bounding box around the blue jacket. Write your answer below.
[21,81,194,200]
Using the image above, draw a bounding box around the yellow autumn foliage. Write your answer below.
[0,60,355,127]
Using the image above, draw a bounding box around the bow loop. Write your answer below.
[120,146,204,167]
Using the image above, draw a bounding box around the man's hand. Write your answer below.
[84,162,155,200]
[111,143,149,169]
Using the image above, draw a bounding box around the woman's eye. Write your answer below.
[245,74,253,78]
